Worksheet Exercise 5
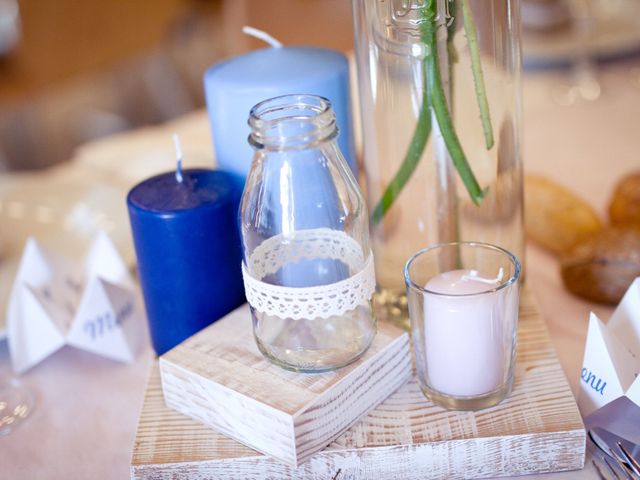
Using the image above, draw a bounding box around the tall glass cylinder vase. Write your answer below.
[353,0,524,327]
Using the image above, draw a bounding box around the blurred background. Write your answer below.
[2,0,640,171]
[0,0,354,171]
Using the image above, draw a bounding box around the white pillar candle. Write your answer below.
[424,269,507,397]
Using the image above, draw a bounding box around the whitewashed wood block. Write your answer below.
[158,304,412,467]
[133,290,586,479]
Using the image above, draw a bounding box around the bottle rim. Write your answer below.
[248,94,338,150]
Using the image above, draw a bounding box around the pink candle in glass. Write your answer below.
[424,269,506,397]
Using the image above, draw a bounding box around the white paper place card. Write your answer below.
[6,232,140,374]
[579,277,640,416]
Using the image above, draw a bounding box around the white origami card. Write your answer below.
[579,277,640,416]
[7,232,140,374]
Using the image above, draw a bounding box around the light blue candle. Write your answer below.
[204,34,356,178]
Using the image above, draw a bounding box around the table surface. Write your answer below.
[2,59,640,479]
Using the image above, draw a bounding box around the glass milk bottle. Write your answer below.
[239,94,377,373]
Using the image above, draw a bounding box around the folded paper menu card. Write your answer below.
[579,277,640,416]
[584,396,640,448]
[7,232,140,373]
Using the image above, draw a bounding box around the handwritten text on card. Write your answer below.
[83,301,134,341]
[581,367,607,395]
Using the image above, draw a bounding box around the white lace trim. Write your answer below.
[242,229,375,320]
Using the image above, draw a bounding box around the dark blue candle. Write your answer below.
[127,168,244,355]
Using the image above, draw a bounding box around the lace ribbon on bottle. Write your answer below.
[241,228,376,320]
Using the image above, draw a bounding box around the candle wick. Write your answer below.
[242,26,283,48]
[462,268,504,285]
[172,133,184,183]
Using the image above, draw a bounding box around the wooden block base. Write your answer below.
[131,289,586,479]
[159,305,412,466]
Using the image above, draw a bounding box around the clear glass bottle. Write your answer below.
[352,0,524,328]
[239,94,376,373]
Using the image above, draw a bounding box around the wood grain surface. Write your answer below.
[132,289,586,479]
[159,304,412,466]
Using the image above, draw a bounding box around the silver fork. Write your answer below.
[589,429,640,480]
[592,454,637,480]
[618,442,640,477]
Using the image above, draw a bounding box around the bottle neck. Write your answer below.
[248,94,338,151]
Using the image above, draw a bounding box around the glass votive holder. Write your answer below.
[404,242,521,411]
